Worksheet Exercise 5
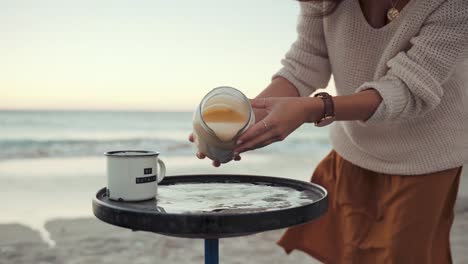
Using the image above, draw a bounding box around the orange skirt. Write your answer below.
[277,150,462,264]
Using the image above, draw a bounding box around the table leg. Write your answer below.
[204,239,219,264]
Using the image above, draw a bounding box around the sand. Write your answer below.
[1,209,468,264]
[0,219,319,264]
[1,167,467,264]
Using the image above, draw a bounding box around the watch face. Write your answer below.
[315,116,335,127]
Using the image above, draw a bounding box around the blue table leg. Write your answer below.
[204,239,219,264]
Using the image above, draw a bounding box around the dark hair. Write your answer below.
[298,0,344,16]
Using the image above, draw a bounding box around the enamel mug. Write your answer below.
[105,150,166,201]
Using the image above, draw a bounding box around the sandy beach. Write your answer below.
[1,166,467,264]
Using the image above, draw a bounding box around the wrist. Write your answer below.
[302,97,324,123]
[313,92,336,127]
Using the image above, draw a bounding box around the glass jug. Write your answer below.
[192,86,255,163]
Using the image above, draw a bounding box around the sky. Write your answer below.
[0,0,335,111]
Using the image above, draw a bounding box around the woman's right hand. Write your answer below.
[188,108,267,167]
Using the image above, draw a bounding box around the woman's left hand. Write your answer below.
[233,96,323,154]
[188,107,268,167]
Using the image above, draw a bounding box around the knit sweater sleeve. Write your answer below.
[356,0,468,124]
[272,2,332,97]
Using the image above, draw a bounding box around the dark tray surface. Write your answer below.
[93,174,328,238]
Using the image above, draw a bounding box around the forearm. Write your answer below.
[234,88,382,155]
[257,77,382,122]
[304,88,382,123]
[333,89,382,121]
[255,77,301,99]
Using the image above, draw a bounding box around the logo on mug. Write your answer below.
[136,176,157,184]
[144,168,152,175]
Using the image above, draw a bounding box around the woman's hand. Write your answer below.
[188,108,269,167]
[188,134,234,167]
[233,97,323,154]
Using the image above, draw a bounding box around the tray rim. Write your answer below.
[94,174,327,217]
[92,174,328,238]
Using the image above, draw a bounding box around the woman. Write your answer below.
[190,0,468,262]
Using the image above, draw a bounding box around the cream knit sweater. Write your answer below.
[274,0,468,175]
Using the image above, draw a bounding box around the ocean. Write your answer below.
[0,110,331,160]
[0,110,332,243]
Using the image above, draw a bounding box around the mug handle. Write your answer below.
[157,158,166,183]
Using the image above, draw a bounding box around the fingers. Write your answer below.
[198,153,220,167]
[193,135,209,162]
[192,133,241,166]
[196,152,206,159]
[197,151,240,166]
[253,108,268,123]
[250,97,269,109]
[234,128,277,154]
[236,115,273,145]
[196,151,220,167]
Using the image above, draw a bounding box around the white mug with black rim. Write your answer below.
[105,150,166,201]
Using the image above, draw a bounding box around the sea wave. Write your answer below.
[0,136,331,160]
[0,111,331,160]
[0,138,194,159]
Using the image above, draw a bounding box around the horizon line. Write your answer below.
[0,108,193,113]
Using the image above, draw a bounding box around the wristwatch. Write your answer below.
[314,92,336,127]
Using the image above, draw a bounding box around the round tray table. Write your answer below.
[93,174,328,264]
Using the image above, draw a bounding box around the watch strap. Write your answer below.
[314,92,336,126]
